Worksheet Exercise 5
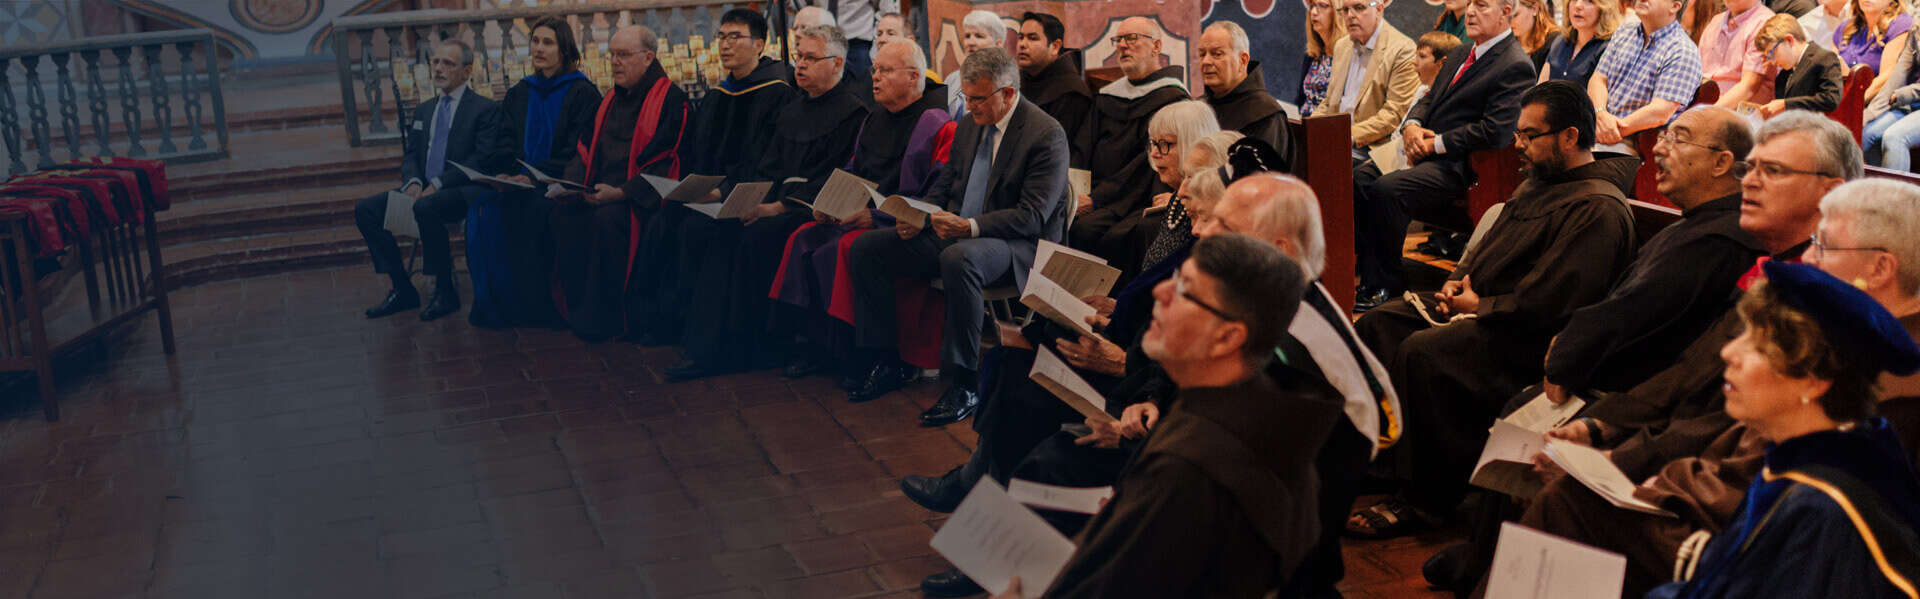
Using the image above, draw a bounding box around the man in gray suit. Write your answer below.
[845,47,1070,425]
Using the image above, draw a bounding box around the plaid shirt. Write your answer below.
[1593,20,1704,121]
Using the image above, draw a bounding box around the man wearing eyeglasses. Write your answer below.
[1069,17,1188,273]
[1197,22,1294,168]
[1017,12,1095,167]
[546,26,689,342]
[845,47,1069,422]
[1316,0,1421,169]
[1350,0,1536,312]
[1347,80,1636,540]
[662,25,870,380]
[631,9,798,345]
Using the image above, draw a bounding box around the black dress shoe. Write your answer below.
[665,358,726,382]
[781,354,825,379]
[633,332,675,347]
[1422,542,1482,592]
[364,288,420,319]
[418,286,461,321]
[1353,287,1393,313]
[847,362,919,402]
[899,466,967,513]
[920,568,983,598]
[919,385,979,427]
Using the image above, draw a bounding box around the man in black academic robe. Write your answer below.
[663,25,868,379]
[550,26,688,342]
[1350,82,1633,533]
[1068,17,1187,270]
[630,9,795,344]
[1017,12,1095,166]
[1197,22,1293,168]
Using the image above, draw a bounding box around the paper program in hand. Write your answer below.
[1505,391,1586,434]
[1007,479,1112,515]
[1031,240,1120,298]
[448,160,533,189]
[686,181,771,219]
[642,173,726,204]
[1486,523,1627,599]
[808,169,878,221]
[1543,440,1676,517]
[929,479,1078,599]
[1470,420,1547,497]
[1029,345,1114,423]
[517,159,590,191]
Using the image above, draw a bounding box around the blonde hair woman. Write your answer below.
[1541,0,1621,85]
[1514,0,1565,69]
[1303,0,1341,115]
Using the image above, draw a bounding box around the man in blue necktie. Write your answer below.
[352,39,510,321]
[845,47,1071,425]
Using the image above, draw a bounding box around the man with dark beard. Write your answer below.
[1016,12,1094,166]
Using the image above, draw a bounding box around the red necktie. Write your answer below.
[1450,48,1477,87]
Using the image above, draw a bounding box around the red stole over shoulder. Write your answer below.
[577,74,683,191]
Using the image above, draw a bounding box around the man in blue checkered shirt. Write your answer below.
[1589,0,1705,146]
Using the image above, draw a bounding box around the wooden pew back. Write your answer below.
[1291,114,1358,313]
[1627,199,1683,248]
[1831,64,1875,143]
[1467,146,1524,226]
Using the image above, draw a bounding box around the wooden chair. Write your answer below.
[1086,66,1122,92]
[1830,64,1875,143]
[1467,146,1524,225]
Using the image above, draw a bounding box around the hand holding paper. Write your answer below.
[1486,523,1627,599]
[930,480,1077,599]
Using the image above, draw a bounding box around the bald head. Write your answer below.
[1199,174,1327,279]
[1114,17,1163,79]
[1653,105,1752,208]
[794,6,836,28]
[609,26,658,88]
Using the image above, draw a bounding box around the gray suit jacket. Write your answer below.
[926,97,1070,290]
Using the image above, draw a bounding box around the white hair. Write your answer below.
[1244,174,1327,280]
[1819,179,1920,297]
[794,6,836,28]
[1148,100,1223,164]
[878,38,928,93]
[795,24,848,58]
[1185,130,1246,175]
[1204,21,1251,55]
[963,10,1009,44]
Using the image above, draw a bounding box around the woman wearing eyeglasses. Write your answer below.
[1302,0,1341,116]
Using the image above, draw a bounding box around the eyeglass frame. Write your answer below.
[792,52,842,67]
[1808,231,1889,258]
[1148,138,1179,156]
[1513,125,1567,146]
[1335,0,1385,14]
[870,65,918,78]
[1174,274,1242,322]
[1744,157,1834,181]
[1110,32,1158,46]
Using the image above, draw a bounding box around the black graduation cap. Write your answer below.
[1222,137,1285,183]
[1762,260,1920,376]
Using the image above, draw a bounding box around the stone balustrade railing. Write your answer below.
[0,30,230,176]
[331,0,776,148]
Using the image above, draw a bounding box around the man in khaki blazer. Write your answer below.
[1316,0,1421,167]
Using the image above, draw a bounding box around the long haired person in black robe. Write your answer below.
[548,25,688,342]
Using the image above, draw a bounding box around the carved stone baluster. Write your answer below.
[80,50,111,156]
[53,53,82,161]
[498,16,518,83]
[144,44,177,155]
[362,30,388,134]
[112,47,145,157]
[21,55,55,169]
[0,59,25,175]
[175,40,207,151]
[385,27,406,134]
[469,21,492,96]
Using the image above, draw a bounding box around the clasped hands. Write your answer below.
[1431,275,1480,317]
[1402,124,1438,163]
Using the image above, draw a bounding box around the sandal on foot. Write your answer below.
[1345,497,1433,539]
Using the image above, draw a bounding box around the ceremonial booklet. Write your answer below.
[1007,479,1112,515]
[686,181,770,219]
[382,191,419,238]
[1031,240,1121,299]
[1029,345,1115,424]
[796,169,878,221]
[1470,420,1549,498]
[1067,168,1091,200]
[640,173,726,204]
[448,160,533,189]
[1505,392,1586,434]
[1020,276,1100,338]
[517,159,590,191]
[873,188,944,228]
[1543,440,1676,517]
[931,479,1078,599]
[1486,523,1627,599]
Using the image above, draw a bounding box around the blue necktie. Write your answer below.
[426,95,452,181]
[959,124,996,219]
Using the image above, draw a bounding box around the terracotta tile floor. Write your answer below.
[0,267,1453,598]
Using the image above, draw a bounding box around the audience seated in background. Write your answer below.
[1702,0,1780,108]
[1864,16,1920,169]
[1799,0,1851,50]
[1588,0,1704,148]
[1837,0,1911,99]
[1303,0,1343,116]
[1542,0,1621,86]
[1318,0,1422,169]
[1754,14,1846,117]
[1515,0,1565,69]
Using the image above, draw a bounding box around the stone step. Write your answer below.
[165,125,401,204]
[157,181,391,245]
[162,223,464,290]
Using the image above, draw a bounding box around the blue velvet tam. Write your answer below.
[1761,260,1920,376]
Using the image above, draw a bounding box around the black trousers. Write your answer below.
[849,229,1017,377]
[551,200,636,341]
[1353,158,1469,292]
[972,347,1121,482]
[683,210,810,369]
[353,185,483,280]
[1011,430,1132,537]
[1285,419,1373,598]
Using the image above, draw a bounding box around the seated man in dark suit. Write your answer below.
[1351,0,1536,310]
[354,38,510,321]
[1754,14,1845,117]
[845,47,1070,424]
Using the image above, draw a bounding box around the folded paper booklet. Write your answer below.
[517,159,591,191]
[1470,420,1548,498]
[1543,440,1676,517]
[872,187,944,228]
[1067,168,1091,200]
[1031,240,1120,299]
[1007,479,1112,515]
[640,173,726,204]
[803,169,878,221]
[382,190,419,238]
[686,181,770,219]
[1486,523,1627,599]
[1030,345,1115,424]
[1504,392,1586,434]
[448,160,533,189]
[1020,275,1100,339]
[930,479,1078,599]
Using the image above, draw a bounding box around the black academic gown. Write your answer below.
[1203,62,1294,170]
[678,73,868,370]
[1071,67,1187,276]
[1022,51,1096,168]
[631,59,795,341]
[487,73,601,328]
[1545,194,1764,394]
[553,62,688,341]
[1044,366,1344,598]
